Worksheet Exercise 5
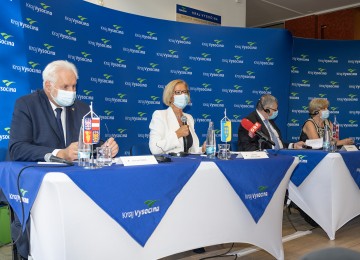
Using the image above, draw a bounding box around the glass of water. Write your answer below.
[96,146,112,166]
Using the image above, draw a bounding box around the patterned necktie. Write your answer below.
[263,119,280,149]
[55,108,65,146]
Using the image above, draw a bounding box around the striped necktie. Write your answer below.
[263,119,280,149]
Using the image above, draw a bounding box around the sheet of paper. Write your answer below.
[305,138,323,149]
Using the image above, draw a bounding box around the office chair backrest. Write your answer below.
[130,143,151,156]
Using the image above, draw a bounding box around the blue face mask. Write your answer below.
[321,109,329,120]
[268,110,278,120]
[173,94,189,109]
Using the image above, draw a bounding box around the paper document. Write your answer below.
[305,138,323,149]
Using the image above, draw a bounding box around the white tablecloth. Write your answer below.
[30,159,298,260]
[288,152,360,240]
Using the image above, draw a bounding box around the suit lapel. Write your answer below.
[166,107,180,133]
[39,90,66,148]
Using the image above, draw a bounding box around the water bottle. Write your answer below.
[78,125,91,167]
[206,121,216,159]
[323,124,331,151]
[332,115,339,139]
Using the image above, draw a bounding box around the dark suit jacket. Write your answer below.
[237,110,289,151]
[7,89,90,161]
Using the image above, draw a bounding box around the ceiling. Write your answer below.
[246,0,360,28]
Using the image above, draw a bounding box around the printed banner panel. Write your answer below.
[287,38,360,144]
[0,0,298,159]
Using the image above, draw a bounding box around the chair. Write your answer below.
[130,143,151,156]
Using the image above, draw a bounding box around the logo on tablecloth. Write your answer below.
[244,186,269,200]
[9,188,29,204]
[122,199,160,219]
[297,154,308,163]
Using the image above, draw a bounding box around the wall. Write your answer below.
[285,7,360,40]
[84,0,246,27]
[283,16,317,38]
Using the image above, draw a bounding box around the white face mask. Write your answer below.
[173,94,189,109]
[51,87,76,107]
[320,109,329,120]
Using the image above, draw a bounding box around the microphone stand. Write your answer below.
[258,139,265,151]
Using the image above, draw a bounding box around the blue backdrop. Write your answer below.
[287,38,360,143]
[0,0,359,159]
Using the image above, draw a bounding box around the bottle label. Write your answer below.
[78,151,90,159]
[206,146,215,155]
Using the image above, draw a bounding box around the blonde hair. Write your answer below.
[308,98,329,116]
[162,79,190,106]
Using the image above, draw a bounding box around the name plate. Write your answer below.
[340,145,358,152]
[120,155,158,166]
[240,151,269,159]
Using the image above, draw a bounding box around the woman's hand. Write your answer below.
[176,125,189,138]
[201,141,206,153]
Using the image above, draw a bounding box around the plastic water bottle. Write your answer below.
[78,125,91,167]
[206,121,216,159]
[323,124,331,151]
[332,115,339,139]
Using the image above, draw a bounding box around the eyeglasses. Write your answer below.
[267,107,278,112]
[173,90,189,95]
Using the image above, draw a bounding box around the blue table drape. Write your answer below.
[215,154,294,222]
[267,150,327,186]
[0,154,298,246]
[339,151,360,189]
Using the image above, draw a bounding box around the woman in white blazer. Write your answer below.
[149,79,205,154]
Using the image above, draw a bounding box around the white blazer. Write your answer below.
[149,107,202,154]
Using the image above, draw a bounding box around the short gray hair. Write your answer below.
[256,94,278,111]
[42,60,78,88]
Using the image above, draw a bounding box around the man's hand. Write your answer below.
[57,142,79,161]
[102,137,119,157]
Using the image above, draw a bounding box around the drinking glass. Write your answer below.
[217,144,231,160]
[96,146,112,166]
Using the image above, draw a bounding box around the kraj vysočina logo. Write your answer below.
[244,186,269,200]
[9,188,29,204]
[122,200,159,219]
[0,127,10,141]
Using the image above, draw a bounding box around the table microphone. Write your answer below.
[44,153,74,166]
[181,115,188,152]
[241,118,275,146]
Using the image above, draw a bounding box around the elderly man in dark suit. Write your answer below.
[8,60,118,161]
[6,60,119,259]
[238,94,304,151]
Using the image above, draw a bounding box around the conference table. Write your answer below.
[0,154,298,260]
[269,150,360,240]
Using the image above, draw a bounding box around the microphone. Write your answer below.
[241,118,275,146]
[44,153,74,166]
[180,115,188,153]
[181,115,187,125]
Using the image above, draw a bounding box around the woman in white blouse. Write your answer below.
[149,79,205,154]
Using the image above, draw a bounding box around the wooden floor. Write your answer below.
[160,207,360,260]
[1,207,360,259]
